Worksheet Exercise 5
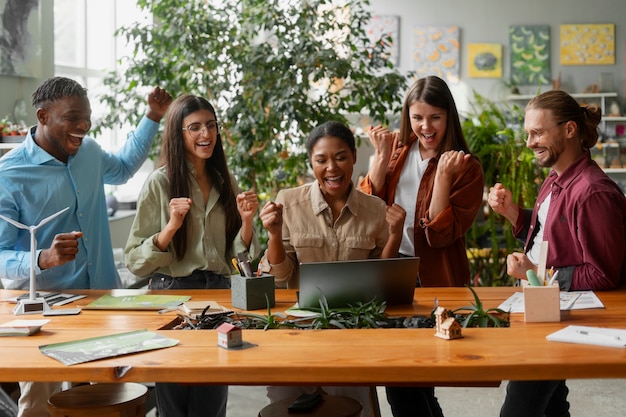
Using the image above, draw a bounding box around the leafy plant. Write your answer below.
[308,293,388,329]
[94,0,410,204]
[452,286,510,328]
[462,91,548,286]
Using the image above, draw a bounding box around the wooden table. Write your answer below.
[1,287,626,385]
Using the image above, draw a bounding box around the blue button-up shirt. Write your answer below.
[0,116,159,290]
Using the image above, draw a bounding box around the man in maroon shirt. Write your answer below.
[488,90,626,417]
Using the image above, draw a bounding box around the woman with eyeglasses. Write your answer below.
[125,94,260,417]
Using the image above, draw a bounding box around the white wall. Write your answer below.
[368,0,626,114]
[3,1,623,120]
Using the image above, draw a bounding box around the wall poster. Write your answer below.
[468,43,502,78]
[560,24,615,65]
[365,15,400,67]
[509,25,551,86]
[0,0,41,77]
[412,25,460,83]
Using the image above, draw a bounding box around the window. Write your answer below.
[54,0,149,151]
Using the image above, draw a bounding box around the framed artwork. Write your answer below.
[468,43,502,78]
[509,25,551,85]
[0,0,41,77]
[560,24,615,65]
[412,25,460,83]
[365,15,400,66]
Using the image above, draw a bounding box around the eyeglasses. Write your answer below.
[182,121,220,136]
[524,120,568,142]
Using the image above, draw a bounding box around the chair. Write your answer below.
[47,383,148,417]
[258,389,363,417]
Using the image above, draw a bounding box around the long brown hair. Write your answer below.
[159,95,241,260]
[526,90,602,150]
[397,76,470,155]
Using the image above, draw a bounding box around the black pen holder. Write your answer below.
[231,273,275,310]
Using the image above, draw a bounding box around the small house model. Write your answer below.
[434,306,463,340]
[217,322,243,348]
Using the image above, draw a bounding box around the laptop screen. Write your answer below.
[297,257,420,310]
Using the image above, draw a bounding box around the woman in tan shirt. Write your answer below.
[259,120,404,415]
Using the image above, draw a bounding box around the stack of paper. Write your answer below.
[178,301,232,318]
[547,325,626,348]
[0,319,49,336]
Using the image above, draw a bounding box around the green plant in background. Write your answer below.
[95,0,409,202]
[462,91,548,286]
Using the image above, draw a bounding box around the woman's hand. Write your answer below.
[168,197,192,231]
[368,125,396,161]
[259,201,284,236]
[236,191,259,223]
[436,150,470,182]
[386,203,406,238]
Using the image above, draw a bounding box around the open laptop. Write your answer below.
[297,257,420,310]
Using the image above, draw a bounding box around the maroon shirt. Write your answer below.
[514,152,626,290]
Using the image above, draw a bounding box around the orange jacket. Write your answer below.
[359,135,484,287]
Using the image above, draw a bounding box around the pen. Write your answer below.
[548,270,559,286]
[158,303,183,314]
[576,329,624,341]
[231,258,242,275]
[236,252,254,277]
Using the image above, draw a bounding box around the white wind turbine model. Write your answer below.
[0,207,70,315]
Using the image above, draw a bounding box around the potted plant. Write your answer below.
[462,91,548,286]
[452,286,510,328]
[94,0,410,205]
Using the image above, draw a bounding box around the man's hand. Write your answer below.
[488,182,519,224]
[146,87,173,122]
[38,232,83,270]
[506,252,536,280]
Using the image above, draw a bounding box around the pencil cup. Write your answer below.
[231,273,275,310]
[522,281,560,323]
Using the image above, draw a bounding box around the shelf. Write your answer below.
[508,92,618,101]
[0,142,21,150]
[604,116,626,122]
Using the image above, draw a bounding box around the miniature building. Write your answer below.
[217,322,243,348]
[434,306,463,340]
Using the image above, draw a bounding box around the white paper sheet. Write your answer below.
[497,291,604,313]
[546,325,626,348]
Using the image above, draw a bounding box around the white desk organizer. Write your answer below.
[522,281,560,323]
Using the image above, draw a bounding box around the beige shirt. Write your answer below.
[263,182,389,288]
[125,165,260,278]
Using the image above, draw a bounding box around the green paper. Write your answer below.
[39,329,179,365]
[83,294,190,310]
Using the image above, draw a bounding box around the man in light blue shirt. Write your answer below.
[0,77,171,290]
[0,76,171,417]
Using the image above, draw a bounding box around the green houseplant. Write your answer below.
[462,92,548,286]
[95,0,409,201]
